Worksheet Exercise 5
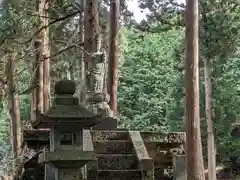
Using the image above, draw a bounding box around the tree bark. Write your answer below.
[6,53,22,179]
[84,0,93,64]
[107,0,120,117]
[42,0,51,112]
[33,39,44,115]
[185,0,205,179]
[204,58,216,180]
[32,0,46,118]
[79,6,85,103]
[84,0,100,92]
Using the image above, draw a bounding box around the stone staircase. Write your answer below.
[91,130,143,180]
[22,129,185,180]
[140,132,185,179]
[90,130,185,180]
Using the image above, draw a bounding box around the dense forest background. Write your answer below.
[0,0,239,175]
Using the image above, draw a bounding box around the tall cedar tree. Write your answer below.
[84,0,100,93]
[42,0,51,112]
[204,58,216,180]
[184,0,205,179]
[108,0,120,117]
[79,2,84,103]
[6,53,22,178]
[32,0,50,117]
[32,0,44,117]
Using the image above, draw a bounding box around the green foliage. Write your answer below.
[118,28,184,132]
[132,0,240,161]
[212,54,240,157]
[118,24,240,160]
[200,0,240,61]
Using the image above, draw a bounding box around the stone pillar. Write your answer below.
[172,155,186,180]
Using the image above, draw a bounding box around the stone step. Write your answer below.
[93,140,134,154]
[148,147,184,159]
[91,130,130,141]
[91,131,185,148]
[140,132,185,145]
[144,141,184,149]
[93,142,183,155]
[97,154,139,170]
[98,170,141,180]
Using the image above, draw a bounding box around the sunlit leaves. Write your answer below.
[118,28,183,131]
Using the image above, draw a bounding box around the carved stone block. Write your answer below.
[86,102,113,117]
[88,52,106,93]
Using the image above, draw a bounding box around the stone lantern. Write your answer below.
[32,79,104,180]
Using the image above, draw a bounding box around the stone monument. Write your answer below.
[85,52,118,130]
[85,52,112,116]
[31,79,105,180]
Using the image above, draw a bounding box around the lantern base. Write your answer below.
[38,150,96,169]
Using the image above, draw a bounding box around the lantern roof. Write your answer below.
[31,79,103,129]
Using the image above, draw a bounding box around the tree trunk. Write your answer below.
[204,58,216,180]
[6,53,22,178]
[79,6,85,103]
[33,39,44,115]
[84,0,93,67]
[42,0,51,112]
[185,0,205,179]
[84,0,100,92]
[107,0,120,117]
[32,0,46,118]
